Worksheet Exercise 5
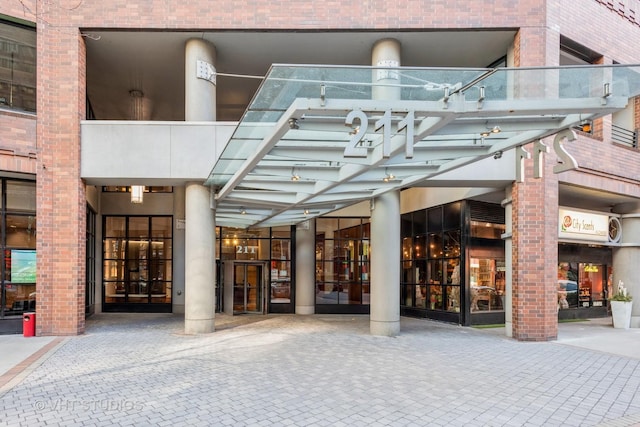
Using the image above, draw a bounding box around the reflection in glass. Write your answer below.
[6,215,36,249]
[315,218,370,306]
[446,285,460,312]
[415,284,427,308]
[470,258,504,312]
[414,235,427,259]
[103,216,172,308]
[443,230,460,258]
[427,285,443,310]
[428,233,442,258]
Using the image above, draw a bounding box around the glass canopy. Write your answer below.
[206,64,640,228]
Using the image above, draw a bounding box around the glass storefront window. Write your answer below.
[557,261,606,309]
[428,232,442,258]
[470,258,504,312]
[102,216,172,310]
[315,218,370,307]
[443,230,460,258]
[470,221,506,239]
[270,238,291,304]
[401,202,463,317]
[219,228,270,261]
[1,179,36,318]
[3,249,36,315]
[557,261,579,309]
[0,20,36,113]
[6,180,35,212]
[6,214,36,248]
[215,226,294,310]
[581,264,605,307]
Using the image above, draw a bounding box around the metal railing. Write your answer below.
[611,124,638,149]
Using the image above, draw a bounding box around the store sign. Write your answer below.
[558,208,608,242]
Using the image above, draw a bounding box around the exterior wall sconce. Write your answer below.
[131,185,144,204]
[291,167,300,181]
[577,120,592,133]
[382,168,395,182]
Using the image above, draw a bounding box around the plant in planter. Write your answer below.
[611,281,633,329]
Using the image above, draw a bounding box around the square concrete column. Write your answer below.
[295,220,316,314]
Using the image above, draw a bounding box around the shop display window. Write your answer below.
[1,180,37,319]
[470,258,505,312]
[270,237,291,303]
[315,218,370,306]
[557,261,606,309]
[401,202,462,314]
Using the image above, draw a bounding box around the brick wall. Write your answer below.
[511,27,560,341]
[595,0,640,27]
[4,0,547,30]
[0,1,36,22]
[1,0,639,336]
[35,9,87,335]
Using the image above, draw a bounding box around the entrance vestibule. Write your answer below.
[223,261,267,315]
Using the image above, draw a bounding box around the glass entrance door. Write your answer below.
[233,263,263,314]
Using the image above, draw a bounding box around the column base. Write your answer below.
[505,321,513,338]
[295,305,314,315]
[184,317,215,334]
[370,320,400,336]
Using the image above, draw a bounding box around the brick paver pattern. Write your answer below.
[1,314,640,426]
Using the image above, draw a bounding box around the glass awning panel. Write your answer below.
[206,64,640,228]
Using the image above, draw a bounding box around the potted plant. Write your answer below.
[610,280,633,329]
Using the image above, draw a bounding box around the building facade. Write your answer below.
[0,0,639,340]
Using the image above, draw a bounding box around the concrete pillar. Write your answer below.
[371,38,401,101]
[370,191,401,336]
[184,183,216,334]
[612,202,640,327]
[184,38,216,333]
[502,187,513,338]
[295,220,316,314]
[185,38,216,121]
[370,38,402,336]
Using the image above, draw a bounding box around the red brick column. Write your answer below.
[510,27,560,341]
[36,17,87,335]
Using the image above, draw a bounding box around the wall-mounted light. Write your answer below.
[576,120,592,133]
[131,186,144,204]
[382,168,395,182]
[240,207,246,215]
[291,167,300,181]
[304,209,309,216]
[288,118,299,130]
